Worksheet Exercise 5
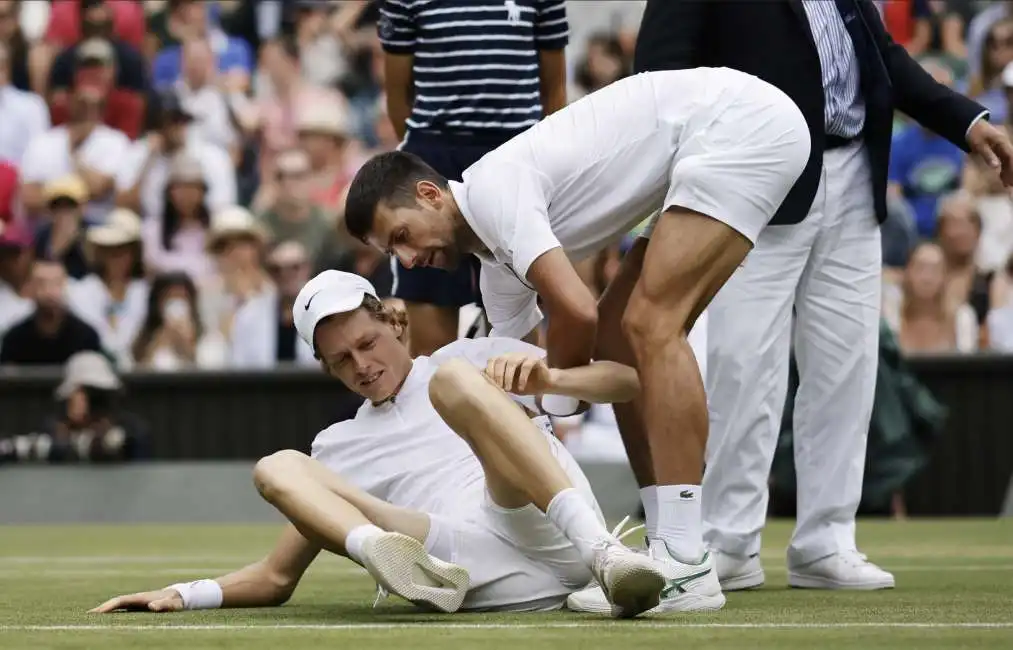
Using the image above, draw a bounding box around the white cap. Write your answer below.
[294,270,378,354]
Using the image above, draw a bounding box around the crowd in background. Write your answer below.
[1,0,1013,381]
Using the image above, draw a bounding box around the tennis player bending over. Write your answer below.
[91,271,662,618]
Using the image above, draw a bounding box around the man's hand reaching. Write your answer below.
[484,352,555,396]
[89,588,184,614]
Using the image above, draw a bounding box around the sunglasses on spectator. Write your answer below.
[989,34,1013,48]
[49,198,82,211]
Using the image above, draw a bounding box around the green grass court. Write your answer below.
[1,519,1010,649]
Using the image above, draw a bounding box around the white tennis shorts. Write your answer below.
[424,417,602,612]
[642,68,811,244]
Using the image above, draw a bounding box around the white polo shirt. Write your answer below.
[310,337,548,516]
[449,68,750,338]
[20,124,131,222]
[115,130,237,221]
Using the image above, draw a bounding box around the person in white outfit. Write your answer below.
[90,270,667,618]
[344,67,811,612]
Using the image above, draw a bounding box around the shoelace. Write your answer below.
[582,515,647,590]
[372,584,389,609]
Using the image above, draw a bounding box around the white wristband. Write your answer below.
[167,579,224,610]
[540,394,580,417]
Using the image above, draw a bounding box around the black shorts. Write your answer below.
[393,130,516,309]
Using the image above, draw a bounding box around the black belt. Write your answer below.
[825,134,860,150]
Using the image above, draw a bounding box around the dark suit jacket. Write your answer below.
[633,0,986,225]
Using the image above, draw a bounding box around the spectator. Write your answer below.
[968,17,1013,123]
[68,207,148,367]
[255,148,337,268]
[0,218,33,334]
[200,205,273,344]
[33,350,150,463]
[254,36,346,187]
[0,259,102,366]
[131,271,226,371]
[364,94,401,157]
[0,40,49,165]
[967,0,1013,83]
[0,0,42,93]
[43,0,145,53]
[883,241,978,354]
[295,102,362,220]
[175,37,241,159]
[986,254,1013,350]
[115,91,236,223]
[889,59,965,237]
[935,192,994,343]
[881,193,920,271]
[0,159,19,225]
[19,84,129,222]
[47,9,149,139]
[151,0,253,93]
[960,149,1013,274]
[229,240,315,369]
[33,175,90,279]
[293,0,346,90]
[140,152,214,279]
[906,0,968,66]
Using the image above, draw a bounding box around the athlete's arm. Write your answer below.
[526,248,599,372]
[485,351,639,405]
[90,525,320,613]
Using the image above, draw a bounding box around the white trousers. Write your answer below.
[702,141,881,565]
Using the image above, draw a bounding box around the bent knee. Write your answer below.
[253,449,309,499]
[622,293,691,347]
[429,358,484,412]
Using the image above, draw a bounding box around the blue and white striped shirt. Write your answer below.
[802,0,865,138]
[378,0,568,136]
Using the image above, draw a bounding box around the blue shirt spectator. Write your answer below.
[152,28,253,91]
[889,124,964,237]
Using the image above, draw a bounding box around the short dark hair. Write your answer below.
[344,151,447,242]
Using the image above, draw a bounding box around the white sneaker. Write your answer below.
[650,541,726,613]
[713,550,765,591]
[788,550,895,590]
[360,532,471,613]
[568,541,726,614]
[590,540,666,618]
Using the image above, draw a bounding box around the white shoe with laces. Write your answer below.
[788,550,895,590]
[567,519,725,614]
[361,532,471,613]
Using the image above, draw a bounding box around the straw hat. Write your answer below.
[206,205,269,252]
[87,208,143,248]
[167,152,206,186]
[295,101,351,138]
[44,175,89,206]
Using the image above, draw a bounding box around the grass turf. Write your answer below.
[0,519,1010,649]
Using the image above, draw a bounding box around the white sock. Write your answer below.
[653,485,704,563]
[546,488,614,566]
[344,524,385,566]
[639,485,659,541]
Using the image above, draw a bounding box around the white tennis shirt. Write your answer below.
[449,67,754,338]
[311,337,562,516]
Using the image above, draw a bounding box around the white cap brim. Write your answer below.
[294,271,379,354]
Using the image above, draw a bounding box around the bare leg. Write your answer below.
[253,450,430,556]
[623,208,752,561]
[428,358,575,510]
[596,238,656,489]
[430,359,666,617]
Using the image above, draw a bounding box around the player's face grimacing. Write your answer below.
[367,181,464,271]
[314,308,414,403]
